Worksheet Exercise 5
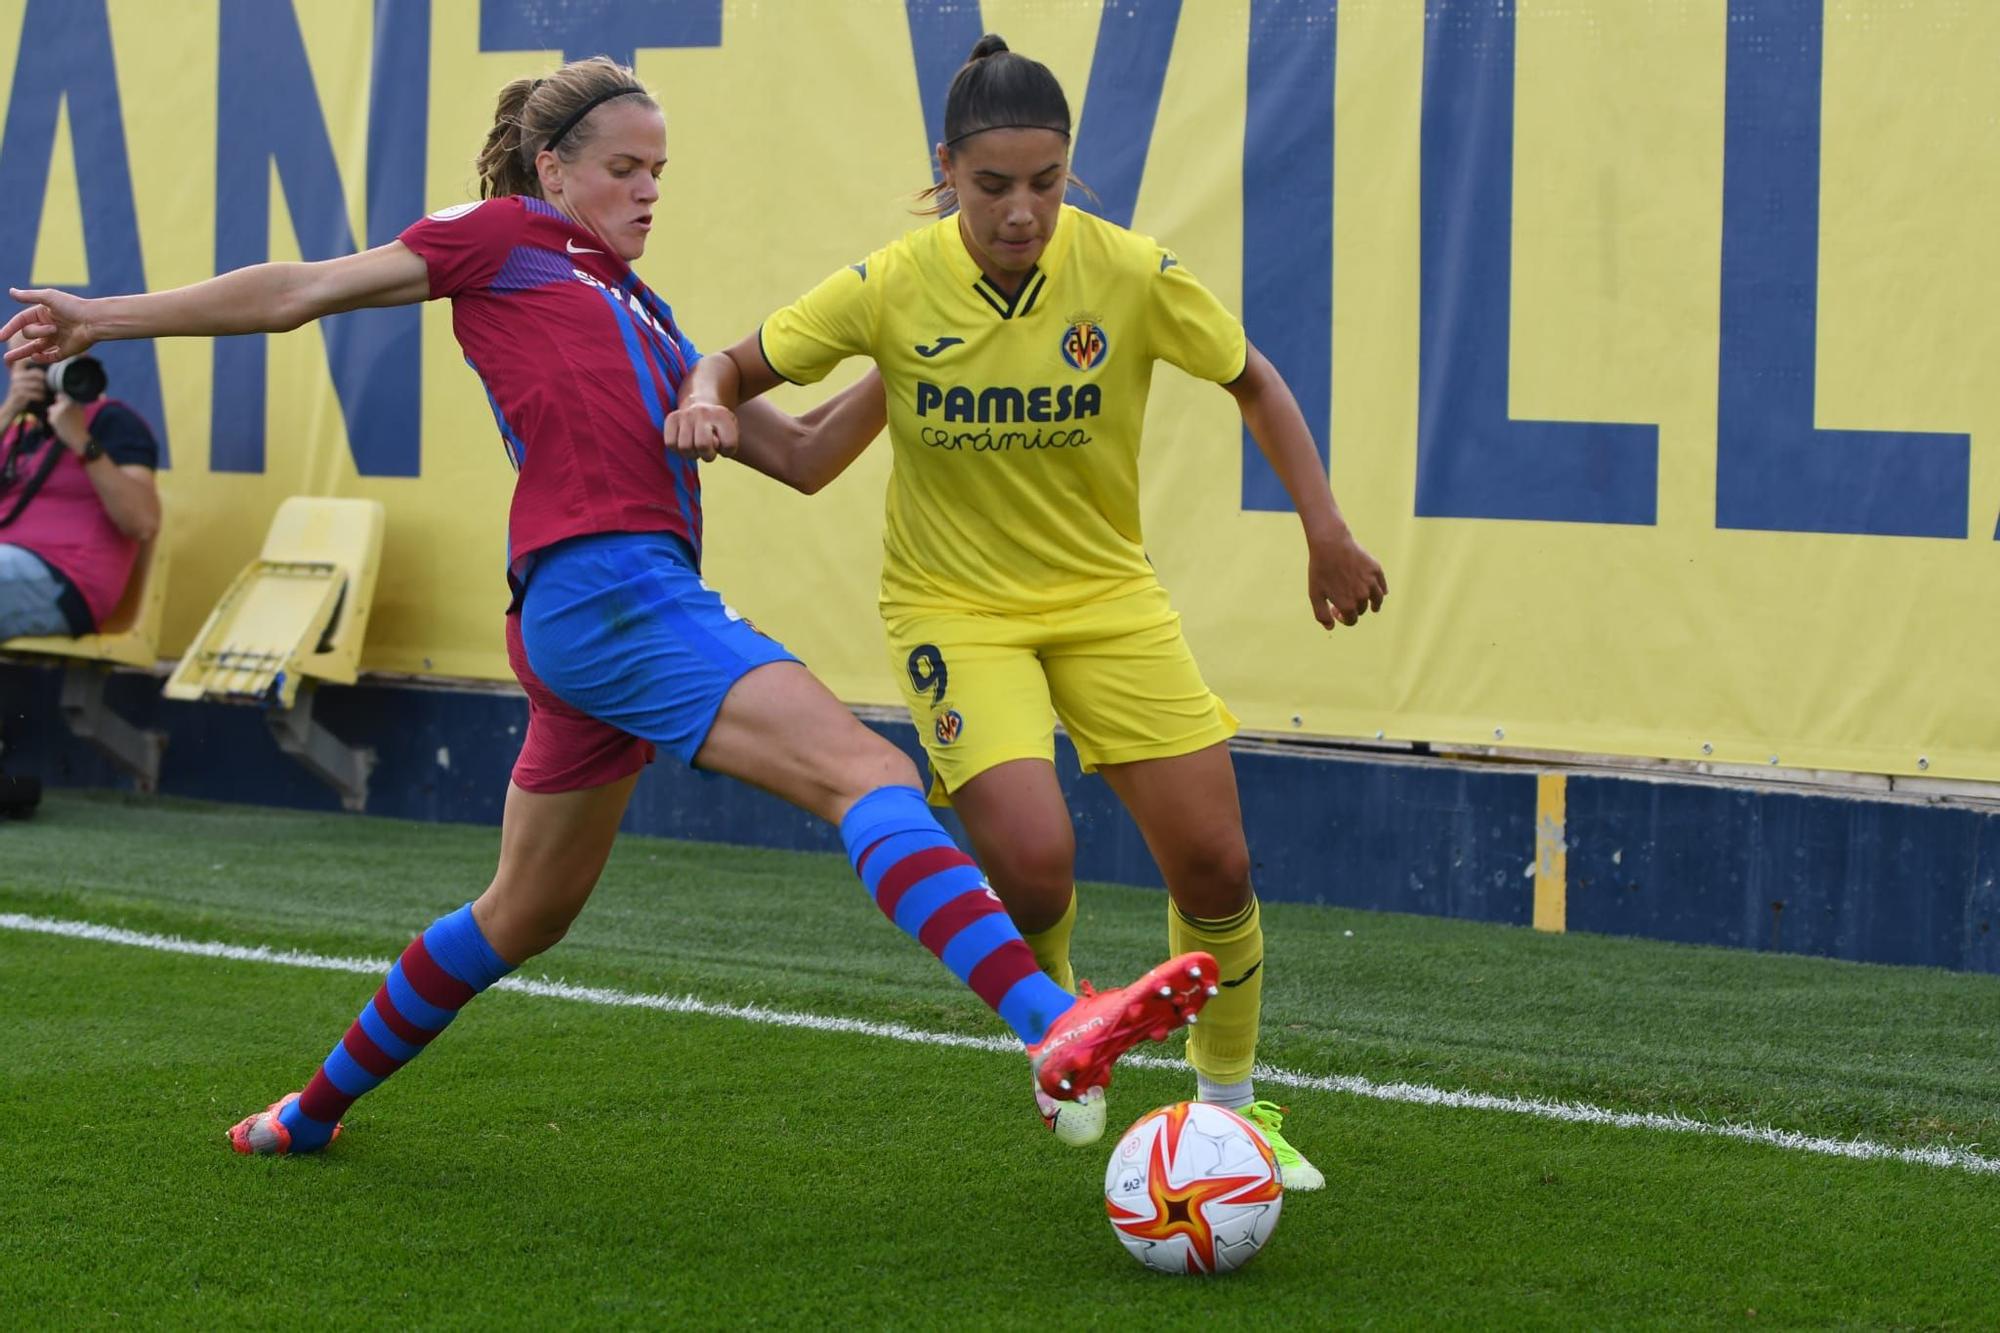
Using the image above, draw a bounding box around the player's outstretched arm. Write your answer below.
[731,369,886,495]
[3,243,432,365]
[1225,342,1388,629]
[664,331,792,461]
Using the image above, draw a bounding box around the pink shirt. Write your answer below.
[0,398,152,629]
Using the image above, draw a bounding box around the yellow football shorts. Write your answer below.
[883,581,1239,805]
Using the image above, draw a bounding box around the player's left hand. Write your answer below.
[663,400,739,462]
[3,287,98,364]
[1307,529,1387,629]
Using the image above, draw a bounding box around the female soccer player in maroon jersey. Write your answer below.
[2,56,1216,1155]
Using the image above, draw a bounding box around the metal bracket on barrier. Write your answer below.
[58,665,167,793]
[265,682,376,813]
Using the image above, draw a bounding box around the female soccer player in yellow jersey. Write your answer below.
[668,35,1385,1189]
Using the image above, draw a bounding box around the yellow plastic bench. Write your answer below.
[1,517,170,791]
[165,496,385,809]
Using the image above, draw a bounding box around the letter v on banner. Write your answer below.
[902,0,1180,230]
[1242,0,1334,512]
[212,0,427,477]
[0,0,171,464]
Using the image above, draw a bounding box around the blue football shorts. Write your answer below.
[510,531,798,788]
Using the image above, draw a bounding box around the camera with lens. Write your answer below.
[42,355,107,405]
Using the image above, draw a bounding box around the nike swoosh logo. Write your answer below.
[566,239,603,256]
[914,336,964,358]
[1220,960,1262,989]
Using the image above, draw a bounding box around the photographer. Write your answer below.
[0,333,159,638]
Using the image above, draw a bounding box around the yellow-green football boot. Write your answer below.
[1240,1100,1324,1191]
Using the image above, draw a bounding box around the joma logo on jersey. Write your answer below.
[914,380,1102,424]
[1061,321,1108,371]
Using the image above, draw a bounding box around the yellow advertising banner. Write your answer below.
[2,0,1994,778]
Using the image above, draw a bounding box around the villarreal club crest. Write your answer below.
[933,709,964,746]
[1061,315,1109,372]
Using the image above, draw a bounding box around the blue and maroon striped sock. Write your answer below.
[840,785,1073,1045]
[278,903,514,1150]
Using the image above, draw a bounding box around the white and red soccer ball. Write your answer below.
[1104,1101,1284,1275]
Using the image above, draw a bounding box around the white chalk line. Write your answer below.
[4,911,1994,1177]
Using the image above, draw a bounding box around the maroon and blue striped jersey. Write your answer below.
[398,196,703,586]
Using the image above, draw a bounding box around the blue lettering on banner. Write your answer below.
[902,0,981,161]
[0,0,172,464]
[1416,0,1658,525]
[212,0,429,477]
[1069,0,1181,231]
[1715,0,1969,539]
[478,0,721,70]
[1241,0,1333,511]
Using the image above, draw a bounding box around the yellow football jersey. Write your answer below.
[759,204,1248,614]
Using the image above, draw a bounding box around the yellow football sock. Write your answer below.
[1022,891,1077,993]
[1170,896,1262,1084]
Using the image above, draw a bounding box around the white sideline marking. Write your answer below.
[6,911,1997,1178]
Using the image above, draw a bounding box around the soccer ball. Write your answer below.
[1104,1101,1284,1275]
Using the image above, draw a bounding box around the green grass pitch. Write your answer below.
[3,792,1996,1326]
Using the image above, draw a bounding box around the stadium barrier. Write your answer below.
[2,675,1994,976]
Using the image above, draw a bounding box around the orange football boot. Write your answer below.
[1027,951,1218,1100]
[227,1092,342,1155]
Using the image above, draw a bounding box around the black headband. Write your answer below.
[544,84,647,154]
[944,122,1071,148]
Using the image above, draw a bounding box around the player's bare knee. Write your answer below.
[1171,840,1254,918]
[984,845,1075,914]
[492,907,576,962]
[475,882,591,962]
[871,742,922,793]
[991,882,1074,936]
